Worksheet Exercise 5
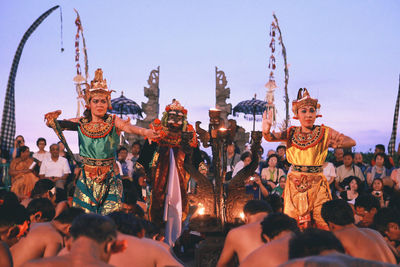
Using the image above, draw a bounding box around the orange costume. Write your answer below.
[284,125,332,229]
[264,89,333,230]
[10,158,39,199]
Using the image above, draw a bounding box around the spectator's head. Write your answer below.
[375,144,386,154]
[121,189,138,214]
[69,214,118,263]
[240,151,252,167]
[276,145,286,158]
[266,154,279,168]
[373,208,400,243]
[0,190,19,208]
[57,141,65,152]
[55,188,67,204]
[227,142,236,155]
[374,152,386,168]
[0,204,29,246]
[198,162,209,177]
[278,175,286,189]
[27,198,55,223]
[107,212,145,238]
[131,141,141,156]
[334,148,344,161]
[243,200,272,223]
[372,178,384,192]
[117,147,128,161]
[31,179,56,201]
[343,152,354,167]
[354,153,364,164]
[15,135,25,148]
[19,146,30,159]
[49,144,60,159]
[348,176,362,193]
[141,220,163,240]
[288,228,345,259]
[321,199,354,230]
[261,213,299,243]
[257,146,264,159]
[355,195,380,227]
[36,137,47,150]
[266,194,283,213]
[53,207,85,236]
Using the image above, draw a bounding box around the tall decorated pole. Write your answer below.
[273,13,290,129]
[72,9,90,117]
[0,5,60,158]
[388,75,400,157]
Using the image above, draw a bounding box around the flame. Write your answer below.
[240,212,245,220]
[198,203,205,215]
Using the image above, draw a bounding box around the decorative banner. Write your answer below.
[73,9,89,117]
[0,5,60,159]
[388,75,400,156]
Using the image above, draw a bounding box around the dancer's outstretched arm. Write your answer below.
[262,109,288,142]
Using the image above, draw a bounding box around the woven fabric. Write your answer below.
[0,5,60,157]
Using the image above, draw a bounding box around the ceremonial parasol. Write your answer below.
[110,92,143,119]
[233,94,267,131]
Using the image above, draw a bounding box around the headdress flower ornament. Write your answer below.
[292,88,321,120]
[165,99,187,115]
[84,68,114,109]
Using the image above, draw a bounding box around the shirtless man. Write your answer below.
[12,207,84,267]
[107,212,182,266]
[217,200,272,266]
[240,213,300,267]
[281,228,397,267]
[22,214,121,267]
[321,199,396,264]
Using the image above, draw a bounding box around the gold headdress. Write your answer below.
[84,68,113,109]
[165,99,187,115]
[292,88,321,119]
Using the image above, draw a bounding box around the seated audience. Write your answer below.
[232,152,252,177]
[373,208,400,257]
[39,144,71,189]
[321,199,396,263]
[367,153,394,186]
[355,195,381,228]
[281,228,397,267]
[9,146,39,199]
[260,154,284,189]
[22,214,121,267]
[339,176,362,205]
[371,178,389,208]
[335,152,364,192]
[11,207,85,267]
[27,198,55,223]
[32,138,50,164]
[241,213,300,267]
[217,200,272,266]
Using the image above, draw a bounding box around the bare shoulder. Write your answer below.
[21,256,69,267]
[279,258,305,267]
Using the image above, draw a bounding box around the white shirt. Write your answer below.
[39,156,71,178]
[232,161,245,177]
[323,162,336,183]
[33,151,51,162]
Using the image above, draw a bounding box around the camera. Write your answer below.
[249,176,255,181]
[17,140,22,145]
[374,191,381,196]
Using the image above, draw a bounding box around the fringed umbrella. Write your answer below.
[233,94,267,131]
[110,92,143,119]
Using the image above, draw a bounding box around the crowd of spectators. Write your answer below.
[1,134,400,266]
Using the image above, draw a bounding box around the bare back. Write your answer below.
[334,226,396,264]
[11,222,63,267]
[241,233,291,267]
[217,221,264,266]
[21,254,113,267]
[109,232,182,267]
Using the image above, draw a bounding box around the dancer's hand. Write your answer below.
[262,109,273,133]
[329,130,344,148]
[44,110,62,126]
[144,128,159,140]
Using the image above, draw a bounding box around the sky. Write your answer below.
[0,0,399,154]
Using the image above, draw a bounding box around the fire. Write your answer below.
[240,212,245,220]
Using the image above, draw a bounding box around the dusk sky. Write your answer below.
[1,0,399,154]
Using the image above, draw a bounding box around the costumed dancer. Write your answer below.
[262,88,356,229]
[136,99,197,245]
[44,69,157,215]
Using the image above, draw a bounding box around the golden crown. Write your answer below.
[292,88,320,115]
